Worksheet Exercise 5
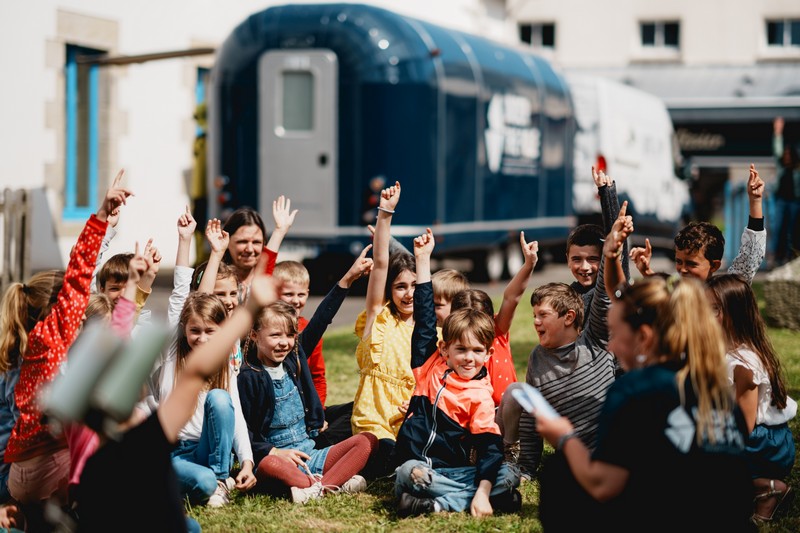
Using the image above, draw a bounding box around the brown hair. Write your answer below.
[706,274,788,409]
[674,222,725,262]
[384,252,416,317]
[450,288,494,318]
[0,270,64,372]
[530,283,584,331]
[244,300,299,366]
[615,276,733,444]
[431,268,469,302]
[190,260,238,292]
[221,207,266,265]
[97,253,133,291]
[566,224,604,254]
[441,308,495,350]
[176,292,229,392]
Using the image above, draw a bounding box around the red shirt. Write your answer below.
[485,323,518,406]
[297,316,327,406]
[6,214,107,463]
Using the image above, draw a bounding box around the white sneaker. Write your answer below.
[291,481,324,504]
[207,477,235,508]
[339,475,367,494]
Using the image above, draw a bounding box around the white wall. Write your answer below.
[0,0,510,270]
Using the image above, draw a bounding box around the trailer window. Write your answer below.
[282,71,314,132]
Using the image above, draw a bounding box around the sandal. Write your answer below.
[751,480,794,523]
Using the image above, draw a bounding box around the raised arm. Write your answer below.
[495,231,538,335]
[362,181,401,339]
[175,205,196,268]
[603,202,633,300]
[265,195,298,253]
[594,167,630,281]
[168,208,197,326]
[197,218,230,294]
[629,238,654,278]
[158,256,278,443]
[411,228,438,366]
[728,164,766,283]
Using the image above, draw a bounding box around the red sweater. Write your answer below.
[298,316,326,406]
[6,214,107,463]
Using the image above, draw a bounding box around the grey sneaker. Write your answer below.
[397,492,437,517]
[207,477,235,508]
[503,440,520,464]
[291,481,325,504]
[339,475,367,494]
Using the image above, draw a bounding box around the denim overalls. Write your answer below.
[269,373,330,475]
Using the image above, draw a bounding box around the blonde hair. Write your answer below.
[0,270,64,372]
[175,292,229,392]
[273,261,310,287]
[86,293,113,322]
[431,268,469,302]
[616,276,733,444]
[244,301,298,367]
[441,308,495,350]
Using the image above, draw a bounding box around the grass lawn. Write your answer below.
[190,282,800,532]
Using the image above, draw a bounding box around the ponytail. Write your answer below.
[0,283,28,372]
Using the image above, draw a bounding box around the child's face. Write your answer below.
[674,247,720,280]
[391,269,416,319]
[228,224,264,271]
[101,281,127,304]
[567,245,601,288]
[251,316,295,368]
[705,288,724,326]
[607,303,640,371]
[533,300,576,349]
[433,296,451,327]
[213,276,239,316]
[185,315,221,349]
[279,281,310,315]
[440,331,492,380]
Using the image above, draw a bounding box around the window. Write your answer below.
[281,71,314,132]
[65,45,104,221]
[640,21,680,48]
[766,19,800,47]
[519,23,556,49]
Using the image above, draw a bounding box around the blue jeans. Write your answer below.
[395,460,520,512]
[772,198,800,262]
[171,389,235,503]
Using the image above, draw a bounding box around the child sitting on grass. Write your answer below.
[392,229,520,517]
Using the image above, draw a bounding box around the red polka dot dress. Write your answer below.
[5,214,107,463]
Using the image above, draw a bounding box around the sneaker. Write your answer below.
[291,481,325,504]
[207,478,235,508]
[339,475,367,494]
[397,492,437,517]
[503,440,520,464]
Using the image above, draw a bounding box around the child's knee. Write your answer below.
[396,461,432,489]
[205,389,233,413]
[195,469,219,499]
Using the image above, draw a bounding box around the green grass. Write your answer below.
[191,283,800,532]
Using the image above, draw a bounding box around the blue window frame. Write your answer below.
[64,45,103,221]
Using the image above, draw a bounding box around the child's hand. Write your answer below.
[235,460,257,491]
[205,218,230,256]
[142,238,162,278]
[270,447,312,472]
[747,164,764,201]
[273,195,298,233]
[470,484,494,517]
[604,201,633,260]
[398,400,409,415]
[413,228,435,258]
[341,244,374,287]
[0,504,19,529]
[520,231,539,267]
[629,238,653,277]
[97,169,134,223]
[380,181,401,212]
[592,166,612,188]
[127,242,148,285]
[177,205,197,240]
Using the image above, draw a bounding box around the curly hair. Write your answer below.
[674,222,725,262]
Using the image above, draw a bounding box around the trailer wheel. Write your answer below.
[506,244,524,278]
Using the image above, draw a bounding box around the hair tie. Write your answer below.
[21,284,29,295]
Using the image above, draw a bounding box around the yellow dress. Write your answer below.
[351,306,415,440]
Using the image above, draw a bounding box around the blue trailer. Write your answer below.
[208,3,576,287]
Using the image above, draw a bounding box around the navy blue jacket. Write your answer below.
[238,284,348,466]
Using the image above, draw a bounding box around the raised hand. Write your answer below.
[592,166,612,188]
[380,181,401,212]
[520,231,539,268]
[177,205,197,240]
[747,164,764,201]
[629,238,653,277]
[413,227,435,259]
[774,116,784,135]
[205,218,230,256]
[272,195,298,233]
[604,201,633,260]
[127,242,148,285]
[341,244,374,288]
[97,169,134,223]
